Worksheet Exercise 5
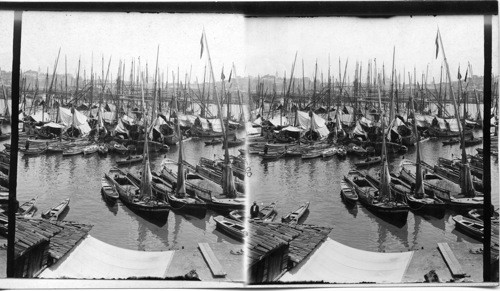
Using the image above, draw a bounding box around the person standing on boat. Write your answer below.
[25,139,30,150]
[250,201,260,218]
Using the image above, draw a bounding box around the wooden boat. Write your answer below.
[101,177,119,203]
[322,147,337,158]
[17,197,36,217]
[116,155,144,165]
[347,145,367,156]
[204,138,222,146]
[229,209,246,222]
[452,215,484,241]
[23,147,46,156]
[261,151,284,160]
[301,150,322,159]
[83,144,99,155]
[223,138,245,148]
[153,174,207,218]
[41,198,70,220]
[340,180,358,204]
[344,170,409,221]
[281,201,309,224]
[62,147,83,156]
[47,143,65,153]
[442,138,460,146]
[355,156,382,167]
[251,202,277,222]
[106,167,170,219]
[461,137,483,148]
[213,215,246,242]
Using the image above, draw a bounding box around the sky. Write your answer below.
[0,11,498,84]
[245,15,499,83]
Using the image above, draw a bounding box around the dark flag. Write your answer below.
[457,65,462,80]
[464,67,468,82]
[435,31,439,59]
[228,69,232,83]
[200,33,204,59]
[221,68,225,80]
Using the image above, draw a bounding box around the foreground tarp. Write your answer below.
[39,236,175,279]
[280,238,414,284]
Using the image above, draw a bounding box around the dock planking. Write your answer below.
[437,242,466,278]
[198,242,226,278]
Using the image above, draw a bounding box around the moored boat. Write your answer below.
[213,215,246,242]
[204,138,223,146]
[355,156,382,167]
[62,146,83,156]
[83,144,99,155]
[251,202,277,222]
[41,198,70,220]
[281,201,309,224]
[229,209,246,222]
[17,197,37,217]
[340,180,358,204]
[452,215,484,241]
[101,177,119,203]
[116,155,144,166]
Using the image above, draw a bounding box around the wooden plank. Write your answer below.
[198,243,226,278]
[437,243,466,277]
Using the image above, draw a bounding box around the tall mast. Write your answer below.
[140,73,153,200]
[202,30,236,198]
[377,73,391,201]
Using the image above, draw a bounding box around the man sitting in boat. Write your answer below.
[250,201,260,218]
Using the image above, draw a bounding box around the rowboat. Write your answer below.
[452,215,484,241]
[83,144,99,155]
[261,151,284,160]
[47,143,65,153]
[223,138,245,148]
[355,156,382,167]
[340,180,358,204]
[467,208,500,222]
[17,197,37,217]
[251,202,277,222]
[101,177,119,203]
[461,137,483,148]
[41,198,70,220]
[281,201,309,224]
[213,215,246,242]
[116,155,143,165]
[204,138,222,146]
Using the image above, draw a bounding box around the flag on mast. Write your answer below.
[200,33,204,59]
[457,65,462,80]
[435,31,439,59]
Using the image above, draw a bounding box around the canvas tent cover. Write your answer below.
[39,236,175,279]
[59,107,91,135]
[296,111,329,138]
[280,238,413,284]
[267,116,289,127]
[28,110,51,123]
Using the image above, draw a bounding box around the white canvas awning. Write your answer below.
[39,236,175,279]
[267,116,289,127]
[280,238,414,284]
[42,122,65,129]
[296,111,330,138]
[282,126,303,133]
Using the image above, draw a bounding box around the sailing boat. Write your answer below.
[350,74,409,222]
[197,30,245,212]
[164,95,207,218]
[404,94,446,216]
[109,73,170,220]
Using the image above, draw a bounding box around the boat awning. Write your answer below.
[279,238,414,284]
[268,116,289,127]
[282,126,303,133]
[245,122,260,135]
[29,110,51,123]
[445,118,460,132]
[42,122,65,129]
[39,236,175,279]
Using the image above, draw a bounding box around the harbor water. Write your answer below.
[249,128,498,253]
[10,124,246,251]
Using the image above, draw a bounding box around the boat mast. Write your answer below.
[437,29,476,197]
[409,74,425,198]
[202,30,237,198]
[377,73,392,201]
[175,86,187,198]
[140,73,153,200]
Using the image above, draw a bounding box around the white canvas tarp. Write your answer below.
[115,118,129,135]
[42,122,65,129]
[59,107,91,135]
[196,117,211,131]
[177,114,197,128]
[246,122,261,135]
[268,116,289,127]
[352,121,367,138]
[445,118,460,132]
[282,126,303,133]
[280,238,413,284]
[252,116,263,127]
[208,118,223,133]
[39,236,175,279]
[296,111,329,138]
[28,110,51,123]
